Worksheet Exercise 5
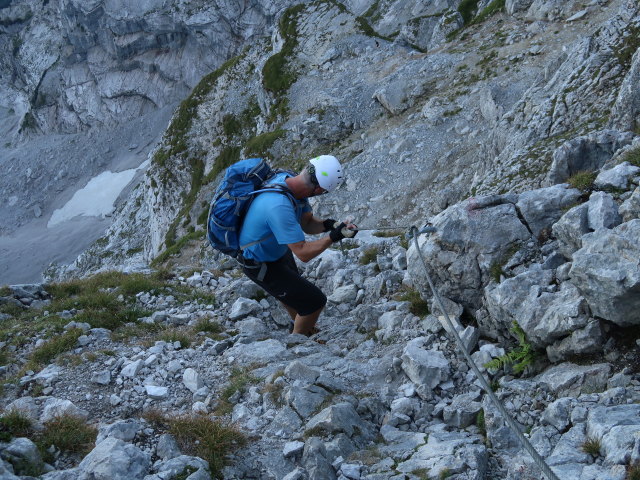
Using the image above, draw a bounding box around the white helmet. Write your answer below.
[309,155,343,192]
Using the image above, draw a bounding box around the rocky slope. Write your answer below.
[2,0,640,479]
[1,155,640,478]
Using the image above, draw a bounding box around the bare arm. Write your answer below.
[288,237,332,263]
[300,211,326,235]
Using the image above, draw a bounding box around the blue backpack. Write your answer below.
[207,158,295,258]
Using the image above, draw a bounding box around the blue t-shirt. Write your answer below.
[239,173,311,262]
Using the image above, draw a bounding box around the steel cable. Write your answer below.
[409,226,560,480]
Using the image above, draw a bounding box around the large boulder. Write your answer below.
[515,185,581,238]
[547,130,634,184]
[569,220,640,326]
[407,195,531,309]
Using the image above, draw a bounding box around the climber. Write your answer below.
[239,155,358,336]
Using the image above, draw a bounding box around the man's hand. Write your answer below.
[322,218,338,232]
[329,222,359,242]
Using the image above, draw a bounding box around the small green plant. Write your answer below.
[621,146,640,167]
[215,367,260,415]
[399,288,430,317]
[194,318,224,335]
[40,414,97,454]
[411,468,429,479]
[158,328,192,348]
[476,409,486,436]
[244,129,285,159]
[567,170,597,191]
[439,468,452,479]
[27,328,83,370]
[0,410,33,442]
[458,0,479,24]
[627,463,640,480]
[581,436,602,456]
[484,322,536,375]
[143,411,245,478]
[359,246,379,265]
[474,0,505,24]
[489,261,505,283]
[176,466,199,480]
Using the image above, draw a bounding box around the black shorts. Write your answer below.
[242,250,327,316]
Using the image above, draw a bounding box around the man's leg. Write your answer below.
[292,306,323,336]
[281,302,297,321]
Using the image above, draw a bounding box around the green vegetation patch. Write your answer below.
[567,170,597,192]
[359,246,379,265]
[40,414,97,454]
[621,145,640,167]
[153,54,243,168]
[399,288,430,317]
[0,410,33,442]
[244,129,286,159]
[262,4,305,93]
[27,328,83,370]
[372,230,403,238]
[457,0,479,25]
[473,0,505,24]
[216,367,260,415]
[581,436,602,456]
[153,231,203,267]
[484,321,537,375]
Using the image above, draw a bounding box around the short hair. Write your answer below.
[301,166,317,188]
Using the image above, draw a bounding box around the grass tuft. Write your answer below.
[621,145,640,167]
[0,410,33,442]
[143,410,246,478]
[399,288,430,317]
[359,246,379,265]
[627,463,640,480]
[40,414,97,454]
[215,367,260,415]
[27,328,83,370]
[567,170,597,191]
[581,436,601,456]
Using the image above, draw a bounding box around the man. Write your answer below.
[238,155,357,336]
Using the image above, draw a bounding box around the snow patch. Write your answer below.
[47,169,137,227]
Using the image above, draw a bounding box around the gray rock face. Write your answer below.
[552,202,590,259]
[443,391,483,428]
[78,437,150,480]
[1,437,43,476]
[547,130,634,184]
[620,186,640,222]
[305,403,367,438]
[401,338,450,388]
[534,363,610,397]
[610,47,640,131]
[407,195,531,309]
[587,191,622,231]
[570,219,640,326]
[594,162,640,190]
[587,404,640,465]
[516,185,581,237]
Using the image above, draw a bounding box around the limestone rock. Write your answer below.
[401,338,450,389]
[570,220,640,326]
[78,437,150,480]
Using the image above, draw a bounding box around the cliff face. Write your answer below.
[49,0,640,280]
[0,0,289,135]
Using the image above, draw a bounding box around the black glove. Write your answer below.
[329,222,359,242]
[322,218,338,232]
